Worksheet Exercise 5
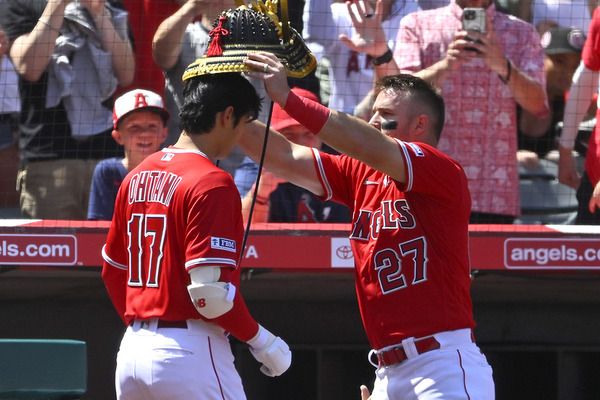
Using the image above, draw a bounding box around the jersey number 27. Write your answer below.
[374,236,427,294]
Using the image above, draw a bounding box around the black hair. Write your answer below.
[180,73,262,135]
[375,74,445,141]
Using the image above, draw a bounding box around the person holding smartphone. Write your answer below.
[341,0,549,224]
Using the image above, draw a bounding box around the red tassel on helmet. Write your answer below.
[206,16,229,57]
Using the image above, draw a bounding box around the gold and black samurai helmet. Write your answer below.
[182,0,316,81]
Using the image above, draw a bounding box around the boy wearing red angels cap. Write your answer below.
[87,89,169,220]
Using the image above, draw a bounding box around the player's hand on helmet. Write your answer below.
[244,52,291,108]
[247,325,291,377]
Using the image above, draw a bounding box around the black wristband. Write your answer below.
[371,48,393,66]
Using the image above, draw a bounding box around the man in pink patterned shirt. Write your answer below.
[343,0,550,223]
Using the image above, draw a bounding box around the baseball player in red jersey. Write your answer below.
[239,52,495,399]
[101,71,291,399]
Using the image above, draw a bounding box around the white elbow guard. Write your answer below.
[187,281,236,319]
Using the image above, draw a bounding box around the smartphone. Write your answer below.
[462,8,486,52]
[462,8,486,33]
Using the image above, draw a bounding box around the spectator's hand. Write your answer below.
[80,0,107,18]
[339,0,389,58]
[0,27,8,58]
[183,0,210,17]
[441,31,474,72]
[244,52,291,107]
[589,180,600,214]
[465,14,510,77]
[558,146,581,189]
[360,385,371,400]
[517,150,541,170]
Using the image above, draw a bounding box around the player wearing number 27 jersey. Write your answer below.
[314,140,474,350]
[240,50,494,399]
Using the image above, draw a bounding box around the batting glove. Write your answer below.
[247,325,291,377]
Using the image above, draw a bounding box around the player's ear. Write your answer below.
[412,114,429,137]
[111,129,125,145]
[217,106,236,129]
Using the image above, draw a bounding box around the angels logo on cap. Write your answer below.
[182,0,316,81]
[113,89,170,129]
[540,27,585,55]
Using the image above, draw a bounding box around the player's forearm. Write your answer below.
[318,110,405,181]
[276,89,407,183]
[241,121,324,195]
[101,262,128,325]
[212,289,259,342]
[152,3,196,71]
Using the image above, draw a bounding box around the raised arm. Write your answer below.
[239,120,324,196]
[559,62,598,189]
[243,52,407,184]
[338,0,400,78]
[10,0,68,82]
[87,0,134,86]
[10,0,134,85]
[153,0,204,71]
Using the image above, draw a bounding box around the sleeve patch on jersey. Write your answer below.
[406,143,424,157]
[210,237,237,253]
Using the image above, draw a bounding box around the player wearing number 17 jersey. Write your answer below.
[240,51,495,399]
[102,72,291,400]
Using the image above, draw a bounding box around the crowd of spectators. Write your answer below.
[0,0,597,225]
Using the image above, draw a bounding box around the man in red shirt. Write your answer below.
[102,71,291,399]
[239,51,495,399]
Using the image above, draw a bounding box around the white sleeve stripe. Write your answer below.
[185,257,238,269]
[312,149,333,200]
[396,140,413,191]
[101,245,128,271]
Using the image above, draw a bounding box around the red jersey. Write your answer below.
[582,7,600,186]
[312,140,475,350]
[102,147,244,324]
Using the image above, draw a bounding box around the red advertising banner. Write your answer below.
[0,220,599,272]
[0,234,77,265]
[504,238,600,270]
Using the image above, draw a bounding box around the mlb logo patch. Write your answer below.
[161,153,174,161]
[211,237,236,253]
[407,143,424,157]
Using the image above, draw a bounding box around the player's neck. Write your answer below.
[174,131,217,160]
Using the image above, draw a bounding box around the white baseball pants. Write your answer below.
[369,329,495,400]
[115,318,246,400]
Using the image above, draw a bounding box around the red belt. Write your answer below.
[376,336,441,367]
